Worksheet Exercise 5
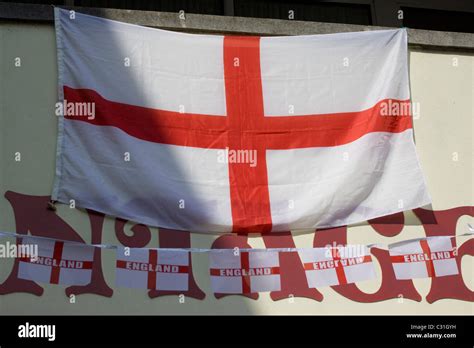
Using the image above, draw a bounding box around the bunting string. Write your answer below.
[0,228,472,252]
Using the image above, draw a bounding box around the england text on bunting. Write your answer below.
[117,260,189,273]
[213,267,279,277]
[305,256,371,271]
[18,255,92,269]
[396,250,456,263]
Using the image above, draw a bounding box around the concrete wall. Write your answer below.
[0,21,472,314]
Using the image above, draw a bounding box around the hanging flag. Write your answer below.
[115,247,190,291]
[298,245,376,287]
[52,9,431,233]
[209,250,280,294]
[389,237,458,280]
[18,236,94,286]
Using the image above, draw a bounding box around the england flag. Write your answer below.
[389,237,458,280]
[299,245,376,287]
[115,247,190,291]
[52,9,431,233]
[209,250,281,294]
[18,236,94,286]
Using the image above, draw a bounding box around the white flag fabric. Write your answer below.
[389,237,458,279]
[115,247,189,290]
[18,236,94,286]
[209,250,281,293]
[298,246,376,287]
[52,9,431,233]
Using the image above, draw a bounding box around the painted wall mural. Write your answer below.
[1,191,472,304]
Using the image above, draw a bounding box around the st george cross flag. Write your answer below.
[389,237,459,280]
[209,250,281,293]
[52,9,431,233]
[298,246,376,287]
[18,236,94,286]
[115,247,190,291]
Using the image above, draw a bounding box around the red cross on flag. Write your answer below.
[389,237,458,280]
[52,9,431,233]
[18,236,94,286]
[115,247,190,290]
[298,246,376,287]
[209,250,281,294]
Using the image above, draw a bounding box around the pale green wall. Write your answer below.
[0,22,472,315]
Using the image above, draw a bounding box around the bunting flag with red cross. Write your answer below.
[17,236,94,286]
[209,250,281,294]
[298,245,376,287]
[52,9,431,234]
[115,247,190,291]
[389,237,459,280]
